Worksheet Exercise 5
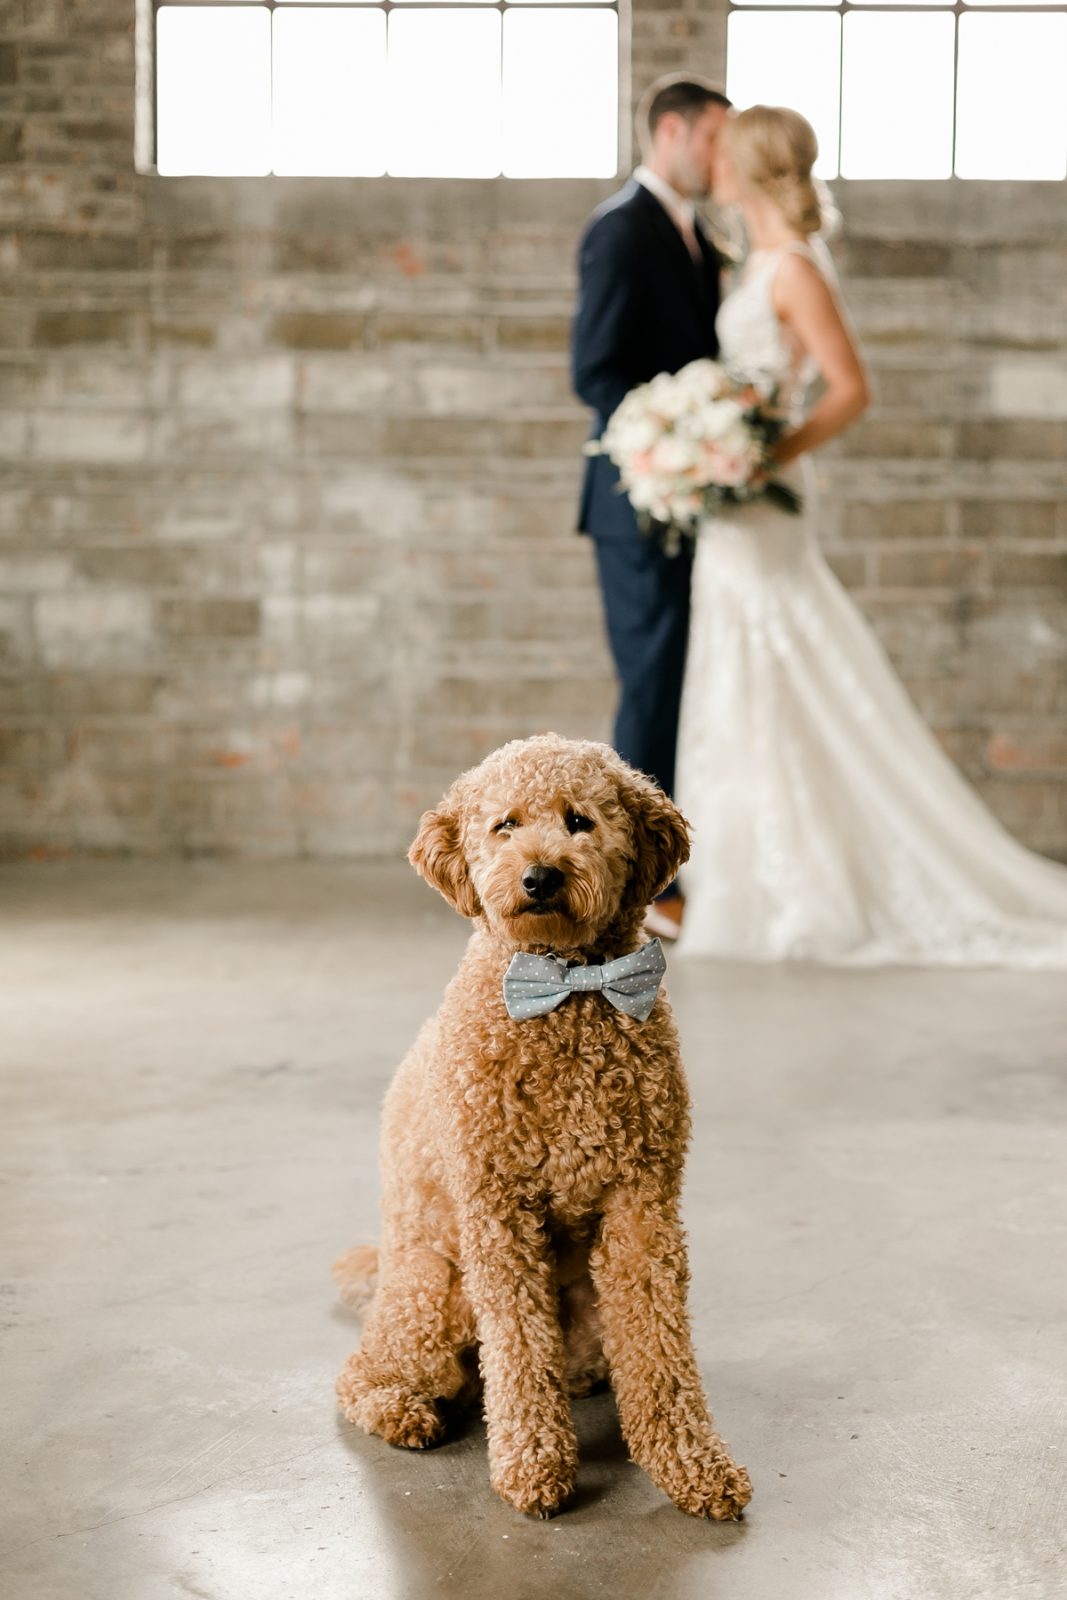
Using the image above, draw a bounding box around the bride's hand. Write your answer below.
[767,433,801,473]
[732,384,761,408]
[749,434,795,488]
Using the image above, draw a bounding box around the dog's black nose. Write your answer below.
[522,864,564,902]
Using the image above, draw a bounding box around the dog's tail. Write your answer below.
[331,1243,379,1317]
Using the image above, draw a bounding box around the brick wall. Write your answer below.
[1,1,1065,858]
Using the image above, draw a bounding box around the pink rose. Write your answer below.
[704,445,752,488]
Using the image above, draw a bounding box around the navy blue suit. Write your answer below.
[572,178,722,805]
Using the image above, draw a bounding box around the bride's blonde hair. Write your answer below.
[726,105,835,238]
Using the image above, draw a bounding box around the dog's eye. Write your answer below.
[493,817,519,836]
[565,810,595,835]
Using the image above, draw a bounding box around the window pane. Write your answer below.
[387,10,501,177]
[272,8,386,175]
[733,0,950,7]
[503,9,617,178]
[841,12,954,178]
[156,5,271,176]
[726,10,841,177]
[956,14,1067,178]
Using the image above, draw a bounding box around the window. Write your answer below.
[726,0,1067,180]
[149,0,620,179]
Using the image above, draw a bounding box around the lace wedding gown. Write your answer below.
[675,241,1067,966]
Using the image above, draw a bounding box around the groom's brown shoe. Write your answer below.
[644,897,684,942]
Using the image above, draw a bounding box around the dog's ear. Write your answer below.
[408,799,481,919]
[620,769,691,911]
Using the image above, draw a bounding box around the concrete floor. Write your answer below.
[1,861,1065,1600]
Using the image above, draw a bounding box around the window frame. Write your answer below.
[725,0,1067,181]
[137,0,629,180]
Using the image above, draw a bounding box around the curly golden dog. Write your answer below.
[334,733,752,1522]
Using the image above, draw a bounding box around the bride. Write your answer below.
[673,104,1067,967]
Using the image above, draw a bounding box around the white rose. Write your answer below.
[627,476,665,511]
[676,359,730,401]
[651,435,700,475]
[717,414,754,454]
[606,386,652,433]
[674,410,713,442]
[608,414,660,456]
[643,373,687,422]
[699,398,747,442]
[661,389,696,423]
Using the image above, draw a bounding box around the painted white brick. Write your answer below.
[257,543,300,592]
[175,356,296,411]
[0,412,30,459]
[989,362,1067,420]
[298,358,410,413]
[35,591,155,668]
[35,357,153,409]
[301,593,381,633]
[29,411,151,465]
[0,553,76,592]
[318,468,423,536]
[0,595,33,659]
[152,411,294,460]
[249,671,312,710]
[260,595,301,647]
[415,362,571,416]
[156,497,248,543]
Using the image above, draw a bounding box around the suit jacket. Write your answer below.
[571,178,723,541]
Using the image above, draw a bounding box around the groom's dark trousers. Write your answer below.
[571,178,722,810]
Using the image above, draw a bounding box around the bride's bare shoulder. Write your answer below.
[771,248,837,320]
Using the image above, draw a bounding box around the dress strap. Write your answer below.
[763,238,837,292]
[773,241,825,277]
[746,240,820,285]
[778,241,818,263]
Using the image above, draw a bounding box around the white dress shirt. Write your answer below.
[633,165,702,261]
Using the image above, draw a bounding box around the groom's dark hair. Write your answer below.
[639,75,731,148]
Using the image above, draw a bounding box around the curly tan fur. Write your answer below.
[335,733,752,1521]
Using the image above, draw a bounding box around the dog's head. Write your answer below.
[408,734,690,951]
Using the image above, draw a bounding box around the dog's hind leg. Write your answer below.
[336,1246,476,1450]
[556,1238,608,1397]
[331,1244,379,1319]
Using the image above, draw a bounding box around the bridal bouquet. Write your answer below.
[587,359,801,550]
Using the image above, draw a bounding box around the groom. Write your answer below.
[572,75,731,938]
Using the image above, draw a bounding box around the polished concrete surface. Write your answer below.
[1,860,1065,1600]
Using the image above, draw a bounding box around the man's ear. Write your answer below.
[619,769,691,912]
[408,796,481,919]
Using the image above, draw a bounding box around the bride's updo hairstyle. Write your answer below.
[726,105,827,238]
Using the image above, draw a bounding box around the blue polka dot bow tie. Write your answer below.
[502,938,667,1023]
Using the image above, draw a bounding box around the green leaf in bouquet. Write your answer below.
[763,480,804,515]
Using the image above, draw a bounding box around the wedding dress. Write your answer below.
[675,240,1067,966]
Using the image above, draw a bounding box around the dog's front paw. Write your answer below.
[490,1431,578,1519]
[336,1363,444,1451]
[670,1455,753,1521]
